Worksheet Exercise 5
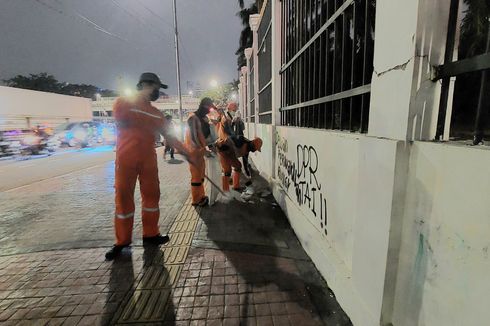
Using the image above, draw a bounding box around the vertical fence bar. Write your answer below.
[473,19,490,145]
[435,0,459,140]
[340,6,347,130]
[360,0,370,132]
[349,2,356,131]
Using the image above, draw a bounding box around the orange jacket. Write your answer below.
[113,95,183,158]
[216,110,234,141]
[185,113,207,154]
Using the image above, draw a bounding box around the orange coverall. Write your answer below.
[185,113,208,205]
[113,95,182,246]
[216,112,242,191]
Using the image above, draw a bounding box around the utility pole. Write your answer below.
[172,0,184,140]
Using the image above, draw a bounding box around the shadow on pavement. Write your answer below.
[104,249,135,325]
[166,159,184,165]
[196,168,352,325]
[104,246,176,325]
[142,244,177,325]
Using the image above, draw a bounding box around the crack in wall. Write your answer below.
[374,58,413,77]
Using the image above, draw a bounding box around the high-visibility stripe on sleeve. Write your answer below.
[116,212,135,219]
[130,108,162,119]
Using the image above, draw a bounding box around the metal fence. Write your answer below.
[249,51,256,123]
[433,0,490,145]
[280,0,376,132]
[258,0,273,124]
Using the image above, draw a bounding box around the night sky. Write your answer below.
[0,0,253,94]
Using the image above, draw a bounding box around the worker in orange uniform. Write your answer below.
[215,102,237,191]
[215,102,262,191]
[105,72,188,260]
[216,135,262,191]
[185,97,216,206]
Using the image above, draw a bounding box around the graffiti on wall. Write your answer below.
[276,132,328,235]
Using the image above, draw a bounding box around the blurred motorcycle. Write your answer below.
[0,136,16,158]
[20,133,49,156]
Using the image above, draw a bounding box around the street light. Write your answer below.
[124,88,133,96]
[210,79,218,88]
[188,90,193,96]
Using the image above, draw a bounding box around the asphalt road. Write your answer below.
[0,146,116,192]
[0,146,190,256]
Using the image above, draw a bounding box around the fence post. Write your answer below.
[245,48,253,139]
[250,14,261,137]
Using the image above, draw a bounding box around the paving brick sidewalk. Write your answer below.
[0,155,351,325]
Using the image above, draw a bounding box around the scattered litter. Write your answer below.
[240,186,255,201]
[244,186,255,195]
[260,190,272,198]
[241,192,253,201]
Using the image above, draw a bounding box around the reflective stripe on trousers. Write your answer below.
[116,212,135,219]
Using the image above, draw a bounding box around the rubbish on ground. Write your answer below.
[260,190,272,197]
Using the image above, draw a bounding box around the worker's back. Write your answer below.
[113,96,164,158]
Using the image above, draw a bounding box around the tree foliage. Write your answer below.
[461,0,490,58]
[235,1,258,70]
[451,0,490,134]
[200,82,238,106]
[3,73,116,99]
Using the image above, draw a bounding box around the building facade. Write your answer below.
[238,1,490,325]
[92,95,200,122]
[0,86,92,131]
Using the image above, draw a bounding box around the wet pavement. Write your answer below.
[0,152,351,325]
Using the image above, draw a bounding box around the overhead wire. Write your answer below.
[109,0,173,44]
[128,0,197,78]
[35,0,129,43]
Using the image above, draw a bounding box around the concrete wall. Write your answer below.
[243,0,487,325]
[265,127,490,326]
[0,86,92,130]
[392,142,490,326]
[251,123,274,180]
[271,126,409,326]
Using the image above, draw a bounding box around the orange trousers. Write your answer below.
[218,151,242,191]
[114,152,160,246]
[189,152,206,204]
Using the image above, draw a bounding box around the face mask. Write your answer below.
[150,89,160,101]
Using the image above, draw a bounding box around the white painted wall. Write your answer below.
[0,86,92,130]
[392,142,490,326]
[271,127,409,326]
[251,123,274,179]
[245,1,486,325]
[265,127,490,326]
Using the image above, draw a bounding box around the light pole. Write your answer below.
[172,0,184,140]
